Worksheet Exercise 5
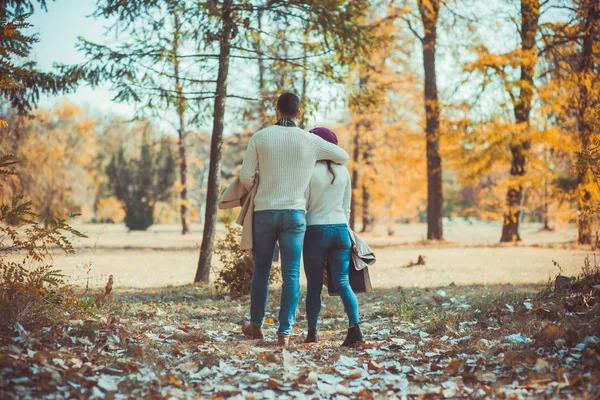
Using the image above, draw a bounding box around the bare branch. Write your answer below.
[402,17,424,42]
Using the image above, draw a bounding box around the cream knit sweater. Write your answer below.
[305,162,351,226]
[239,125,350,211]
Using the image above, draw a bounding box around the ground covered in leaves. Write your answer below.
[1,275,599,399]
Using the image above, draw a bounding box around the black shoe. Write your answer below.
[342,324,364,347]
[305,329,318,343]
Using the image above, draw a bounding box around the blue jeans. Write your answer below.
[250,210,306,337]
[303,224,359,330]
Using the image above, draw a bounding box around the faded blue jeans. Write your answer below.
[250,210,306,337]
[303,224,359,330]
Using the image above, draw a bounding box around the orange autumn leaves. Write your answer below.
[1,103,98,222]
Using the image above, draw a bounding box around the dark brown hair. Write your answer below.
[326,161,336,184]
[276,92,300,117]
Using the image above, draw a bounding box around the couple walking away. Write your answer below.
[237,92,365,348]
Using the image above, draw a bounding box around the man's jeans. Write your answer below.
[250,210,306,337]
[303,224,359,329]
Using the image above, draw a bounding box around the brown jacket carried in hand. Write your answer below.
[218,175,281,262]
[324,229,375,296]
[218,176,257,251]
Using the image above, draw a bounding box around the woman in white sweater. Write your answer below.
[303,127,364,346]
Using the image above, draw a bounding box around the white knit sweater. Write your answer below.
[305,162,351,226]
[239,125,349,211]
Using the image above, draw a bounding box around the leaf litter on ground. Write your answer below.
[1,268,599,399]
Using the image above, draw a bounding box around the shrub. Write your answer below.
[106,137,176,231]
[0,155,95,333]
[95,196,125,223]
[214,219,280,296]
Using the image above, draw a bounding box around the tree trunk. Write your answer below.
[172,13,189,235]
[361,183,374,233]
[300,24,310,125]
[542,175,551,230]
[500,145,526,242]
[195,0,234,283]
[255,10,266,122]
[361,140,374,233]
[576,0,599,245]
[418,0,443,240]
[541,146,552,231]
[349,125,360,231]
[500,0,539,242]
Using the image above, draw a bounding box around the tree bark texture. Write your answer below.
[576,0,599,245]
[195,0,234,283]
[172,12,190,235]
[500,0,539,242]
[418,0,443,240]
[349,125,360,231]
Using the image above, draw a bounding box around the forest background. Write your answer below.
[2,0,599,284]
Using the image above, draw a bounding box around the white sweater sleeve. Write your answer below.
[239,136,258,190]
[343,169,352,222]
[308,134,349,164]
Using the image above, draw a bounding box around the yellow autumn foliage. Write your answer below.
[2,103,98,222]
[95,197,126,223]
[339,7,426,229]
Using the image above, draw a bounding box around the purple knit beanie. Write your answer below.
[309,127,338,145]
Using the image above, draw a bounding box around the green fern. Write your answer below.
[0,153,90,332]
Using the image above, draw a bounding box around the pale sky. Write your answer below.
[27,0,431,131]
[30,0,136,119]
[28,0,344,130]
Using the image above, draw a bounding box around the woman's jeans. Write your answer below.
[303,224,359,329]
[250,210,306,337]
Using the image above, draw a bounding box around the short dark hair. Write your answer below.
[276,92,300,117]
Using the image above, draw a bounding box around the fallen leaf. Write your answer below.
[446,359,460,374]
[430,363,444,372]
[282,349,298,374]
[368,359,384,371]
[97,375,118,392]
[476,371,497,383]
[334,355,357,368]
[306,371,318,384]
[258,351,278,363]
[442,386,458,398]
[248,372,269,382]
[346,369,363,379]
[268,378,283,389]
[534,358,549,372]
[178,362,199,373]
[169,375,183,388]
[537,323,566,343]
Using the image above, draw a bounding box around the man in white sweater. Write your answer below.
[239,93,349,346]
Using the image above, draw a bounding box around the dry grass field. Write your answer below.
[52,222,589,290]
